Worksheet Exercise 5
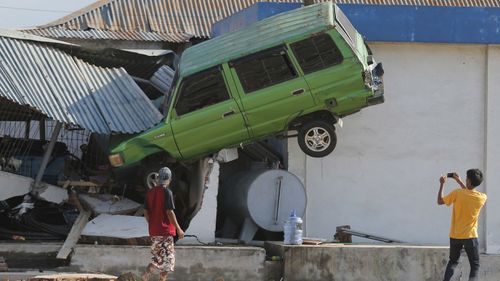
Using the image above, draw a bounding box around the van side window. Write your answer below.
[175,67,230,116]
[231,47,297,93]
[290,34,343,74]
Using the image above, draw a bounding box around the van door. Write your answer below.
[228,46,315,139]
[288,32,354,104]
[170,66,250,159]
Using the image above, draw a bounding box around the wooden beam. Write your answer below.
[30,273,117,281]
[56,210,90,260]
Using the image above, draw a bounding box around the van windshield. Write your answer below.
[161,69,179,120]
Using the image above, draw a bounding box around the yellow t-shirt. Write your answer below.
[443,188,487,239]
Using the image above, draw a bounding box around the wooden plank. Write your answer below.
[57,181,102,187]
[29,273,117,281]
[302,239,323,245]
[56,211,90,260]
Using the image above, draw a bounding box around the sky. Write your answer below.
[0,0,96,29]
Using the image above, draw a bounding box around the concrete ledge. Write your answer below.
[280,244,500,281]
[69,245,266,281]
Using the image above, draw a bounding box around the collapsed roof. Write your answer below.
[0,29,169,134]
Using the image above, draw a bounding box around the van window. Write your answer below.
[231,47,297,93]
[290,34,343,74]
[175,67,230,116]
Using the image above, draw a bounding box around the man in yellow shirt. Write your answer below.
[438,169,487,281]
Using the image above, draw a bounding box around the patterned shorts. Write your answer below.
[150,236,175,272]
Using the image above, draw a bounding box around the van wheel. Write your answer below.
[298,120,337,158]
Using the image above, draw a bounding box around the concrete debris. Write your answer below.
[82,214,148,239]
[79,194,141,216]
[0,171,67,204]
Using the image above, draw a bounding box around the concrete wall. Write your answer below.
[69,245,266,281]
[289,43,500,250]
[179,161,220,245]
[282,244,500,281]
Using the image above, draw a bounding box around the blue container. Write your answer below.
[284,210,303,245]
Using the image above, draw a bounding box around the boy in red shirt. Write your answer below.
[142,167,184,281]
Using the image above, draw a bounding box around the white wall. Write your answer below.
[289,43,494,246]
[485,46,500,254]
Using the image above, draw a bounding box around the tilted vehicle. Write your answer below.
[109,3,384,176]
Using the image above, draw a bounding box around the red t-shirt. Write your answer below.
[144,186,176,237]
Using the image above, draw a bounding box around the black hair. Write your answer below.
[467,169,483,187]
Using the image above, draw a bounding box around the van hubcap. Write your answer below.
[305,127,330,152]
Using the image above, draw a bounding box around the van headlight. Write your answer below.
[109,153,124,167]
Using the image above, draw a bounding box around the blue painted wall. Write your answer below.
[212,3,500,44]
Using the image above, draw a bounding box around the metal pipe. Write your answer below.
[32,121,63,190]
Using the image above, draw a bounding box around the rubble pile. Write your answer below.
[0,194,78,241]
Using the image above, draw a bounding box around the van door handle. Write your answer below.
[292,88,305,96]
[222,110,235,118]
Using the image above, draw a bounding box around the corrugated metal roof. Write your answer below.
[26,0,500,43]
[179,2,336,77]
[0,30,163,134]
[23,27,192,43]
[150,65,175,94]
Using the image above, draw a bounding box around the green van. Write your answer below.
[109,2,384,170]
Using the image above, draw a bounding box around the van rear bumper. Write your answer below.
[367,94,385,106]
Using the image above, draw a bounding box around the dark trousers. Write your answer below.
[443,238,480,281]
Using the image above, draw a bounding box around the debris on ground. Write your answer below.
[79,194,141,216]
[335,225,405,243]
[0,194,78,241]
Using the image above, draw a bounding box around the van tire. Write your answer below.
[141,163,165,190]
[298,120,337,158]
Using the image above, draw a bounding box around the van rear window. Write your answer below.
[291,34,343,74]
[231,47,297,93]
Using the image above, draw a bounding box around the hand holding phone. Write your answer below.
[447,172,456,178]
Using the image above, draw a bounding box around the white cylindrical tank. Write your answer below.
[224,169,307,232]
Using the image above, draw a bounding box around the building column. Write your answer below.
[485,45,500,254]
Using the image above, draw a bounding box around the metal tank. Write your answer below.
[223,169,307,242]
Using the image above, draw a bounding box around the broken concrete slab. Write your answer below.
[81,214,148,239]
[79,194,141,216]
[0,171,67,204]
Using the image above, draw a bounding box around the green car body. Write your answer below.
[109,2,384,168]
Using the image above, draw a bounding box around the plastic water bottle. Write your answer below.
[283,210,303,245]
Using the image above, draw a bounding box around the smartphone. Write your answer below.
[447,173,455,178]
